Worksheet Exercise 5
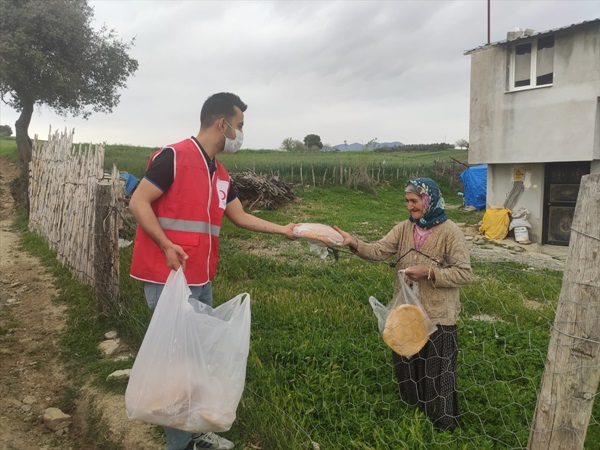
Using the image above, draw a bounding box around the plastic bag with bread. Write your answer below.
[293,223,343,259]
[293,223,344,246]
[129,374,235,431]
[369,272,437,357]
[125,269,251,433]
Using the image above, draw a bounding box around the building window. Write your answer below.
[509,35,554,90]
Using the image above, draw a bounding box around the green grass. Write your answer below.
[111,184,594,449]
[8,141,599,449]
[104,144,158,177]
[0,136,18,162]
[204,252,561,449]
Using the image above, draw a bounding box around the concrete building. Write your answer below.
[465,19,600,245]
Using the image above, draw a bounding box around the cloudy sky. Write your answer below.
[1,0,598,149]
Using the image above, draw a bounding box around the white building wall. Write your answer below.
[469,23,600,165]
[487,163,546,243]
[468,21,600,244]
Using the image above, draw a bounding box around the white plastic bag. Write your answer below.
[369,271,437,357]
[293,223,343,259]
[292,223,344,246]
[125,269,251,433]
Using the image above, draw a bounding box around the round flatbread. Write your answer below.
[382,304,429,357]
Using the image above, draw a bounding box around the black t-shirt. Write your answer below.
[144,137,237,203]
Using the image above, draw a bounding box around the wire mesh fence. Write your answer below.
[113,205,599,450]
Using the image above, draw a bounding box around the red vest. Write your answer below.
[130,138,230,285]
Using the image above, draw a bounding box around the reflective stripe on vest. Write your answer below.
[158,217,221,237]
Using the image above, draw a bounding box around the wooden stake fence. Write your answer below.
[28,128,123,310]
[528,174,600,449]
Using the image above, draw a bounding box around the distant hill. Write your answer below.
[331,141,404,151]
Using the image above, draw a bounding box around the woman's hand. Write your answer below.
[333,226,358,248]
[404,265,434,282]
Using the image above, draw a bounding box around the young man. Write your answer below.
[129,92,295,450]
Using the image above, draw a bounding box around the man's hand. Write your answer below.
[282,223,297,239]
[130,179,190,271]
[164,244,189,271]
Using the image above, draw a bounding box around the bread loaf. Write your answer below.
[293,223,343,246]
[382,304,429,357]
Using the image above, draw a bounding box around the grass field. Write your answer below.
[110,181,584,449]
[103,143,469,187]
[0,137,18,162]
[2,135,468,188]
[4,137,598,449]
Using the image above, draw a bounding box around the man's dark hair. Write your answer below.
[200,92,247,128]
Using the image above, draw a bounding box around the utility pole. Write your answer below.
[487,0,491,44]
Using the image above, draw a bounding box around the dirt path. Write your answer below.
[466,230,567,271]
[0,159,73,449]
[0,157,160,449]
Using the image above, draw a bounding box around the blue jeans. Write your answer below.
[144,281,213,450]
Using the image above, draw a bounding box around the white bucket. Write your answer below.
[514,226,530,244]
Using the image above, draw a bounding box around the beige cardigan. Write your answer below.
[354,220,473,326]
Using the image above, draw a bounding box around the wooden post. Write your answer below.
[311,165,316,187]
[300,164,304,185]
[94,181,117,313]
[528,174,600,450]
[322,168,327,186]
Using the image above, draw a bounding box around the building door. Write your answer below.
[543,162,590,245]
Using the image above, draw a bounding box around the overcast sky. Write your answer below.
[1,0,598,149]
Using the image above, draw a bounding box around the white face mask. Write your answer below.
[222,121,244,154]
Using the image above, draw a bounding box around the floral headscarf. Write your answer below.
[406,177,447,229]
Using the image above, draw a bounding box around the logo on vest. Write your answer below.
[216,179,230,210]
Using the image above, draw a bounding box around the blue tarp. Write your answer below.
[120,173,140,196]
[459,164,487,210]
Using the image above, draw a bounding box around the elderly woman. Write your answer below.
[335,177,472,430]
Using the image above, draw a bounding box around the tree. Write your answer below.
[0,0,138,179]
[364,138,378,151]
[455,139,469,150]
[280,137,306,152]
[0,125,12,137]
[303,134,323,151]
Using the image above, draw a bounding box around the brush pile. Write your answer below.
[230,171,296,210]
